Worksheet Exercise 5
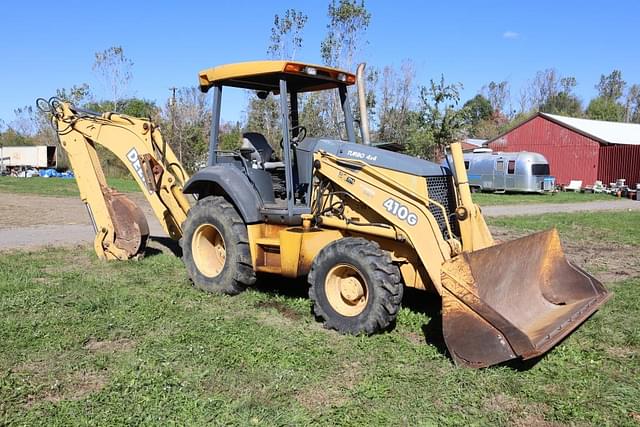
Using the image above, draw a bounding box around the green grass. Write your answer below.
[472,191,616,206]
[488,210,640,246]
[0,176,140,197]
[0,176,619,208]
[1,212,639,425]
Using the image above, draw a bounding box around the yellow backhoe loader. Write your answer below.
[39,60,610,368]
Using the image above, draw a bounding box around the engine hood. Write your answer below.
[297,138,450,177]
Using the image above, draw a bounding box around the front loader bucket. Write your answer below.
[440,229,610,368]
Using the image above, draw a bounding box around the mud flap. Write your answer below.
[103,188,149,258]
[440,229,611,368]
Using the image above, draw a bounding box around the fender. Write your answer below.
[183,165,262,223]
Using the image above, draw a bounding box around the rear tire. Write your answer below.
[181,196,256,294]
[308,237,403,335]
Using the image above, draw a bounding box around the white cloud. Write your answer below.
[503,31,520,39]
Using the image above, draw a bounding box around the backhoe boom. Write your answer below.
[43,98,191,259]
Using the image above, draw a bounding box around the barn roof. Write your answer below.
[541,113,640,145]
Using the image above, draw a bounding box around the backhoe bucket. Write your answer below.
[103,189,149,258]
[440,229,610,368]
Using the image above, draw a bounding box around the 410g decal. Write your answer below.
[383,198,418,226]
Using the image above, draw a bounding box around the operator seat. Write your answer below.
[241,132,283,170]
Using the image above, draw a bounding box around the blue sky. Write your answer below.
[1,1,639,126]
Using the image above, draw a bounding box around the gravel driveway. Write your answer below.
[481,198,640,216]
[1,192,638,251]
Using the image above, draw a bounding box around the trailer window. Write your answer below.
[496,160,504,172]
[531,164,550,175]
[507,160,515,174]
[464,161,469,170]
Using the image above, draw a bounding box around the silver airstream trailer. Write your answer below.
[447,149,555,193]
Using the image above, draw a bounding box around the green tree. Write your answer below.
[520,70,583,117]
[596,70,626,101]
[462,94,492,136]
[624,83,640,123]
[586,97,625,121]
[376,62,415,144]
[55,84,91,105]
[406,76,466,160]
[246,8,309,155]
[267,9,308,60]
[472,113,509,140]
[162,87,211,172]
[298,92,334,138]
[219,121,243,151]
[315,0,372,138]
[245,94,282,156]
[0,127,33,147]
[540,92,582,116]
[92,46,134,112]
[85,98,159,118]
[482,81,510,115]
[539,77,582,117]
[69,98,160,177]
[320,0,371,69]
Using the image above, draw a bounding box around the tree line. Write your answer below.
[1,0,639,175]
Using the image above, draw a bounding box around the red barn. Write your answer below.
[487,113,640,187]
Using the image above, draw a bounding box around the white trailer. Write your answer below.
[0,145,57,170]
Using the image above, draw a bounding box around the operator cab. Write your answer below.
[198,61,358,224]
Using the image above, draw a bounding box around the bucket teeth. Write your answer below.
[440,229,611,368]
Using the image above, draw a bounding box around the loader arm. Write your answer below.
[43,99,191,260]
[312,150,457,293]
[311,145,609,368]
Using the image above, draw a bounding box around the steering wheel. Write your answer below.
[279,125,307,150]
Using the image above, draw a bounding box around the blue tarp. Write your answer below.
[38,169,74,179]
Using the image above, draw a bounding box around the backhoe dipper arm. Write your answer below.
[46,100,191,260]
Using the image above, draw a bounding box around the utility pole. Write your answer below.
[169,87,181,162]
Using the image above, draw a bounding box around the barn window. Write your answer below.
[464,161,470,170]
[531,164,550,175]
[507,160,516,174]
[496,160,504,172]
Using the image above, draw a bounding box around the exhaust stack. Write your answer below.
[356,63,371,145]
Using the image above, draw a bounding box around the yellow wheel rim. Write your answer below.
[325,264,368,317]
[192,223,226,278]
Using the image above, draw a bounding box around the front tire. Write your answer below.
[181,196,255,294]
[308,237,403,335]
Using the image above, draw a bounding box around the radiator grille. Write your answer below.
[426,175,457,239]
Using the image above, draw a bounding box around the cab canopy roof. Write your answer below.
[198,61,356,93]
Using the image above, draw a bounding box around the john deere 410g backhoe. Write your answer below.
[40,60,610,368]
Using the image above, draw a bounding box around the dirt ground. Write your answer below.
[0,192,169,252]
[1,192,638,284]
[2,192,637,230]
[491,226,640,284]
[0,193,157,229]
